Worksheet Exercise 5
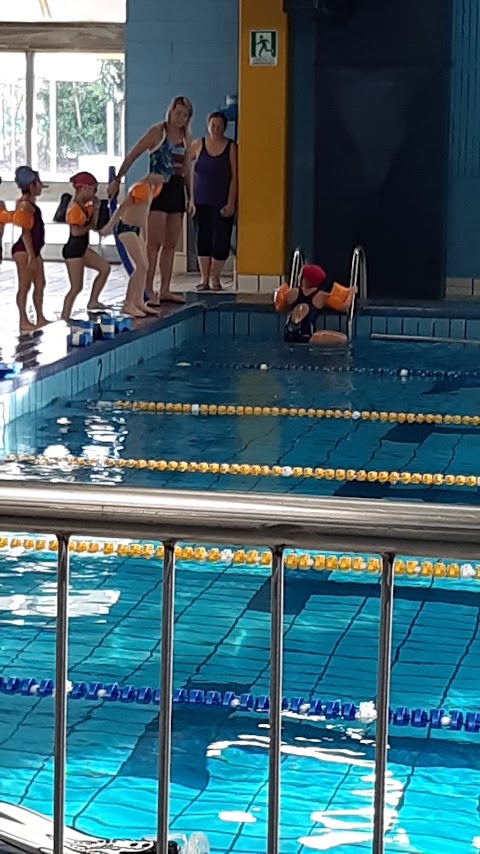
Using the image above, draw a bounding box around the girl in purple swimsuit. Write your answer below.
[11,166,48,333]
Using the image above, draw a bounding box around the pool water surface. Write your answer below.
[0,333,480,852]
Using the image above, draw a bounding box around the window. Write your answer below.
[34,53,125,180]
[0,54,27,177]
[0,0,126,22]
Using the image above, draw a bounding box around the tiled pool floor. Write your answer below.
[0,551,479,852]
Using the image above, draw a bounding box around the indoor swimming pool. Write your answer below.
[2,335,480,505]
[1,329,480,852]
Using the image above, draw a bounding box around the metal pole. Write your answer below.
[372,550,396,854]
[25,51,34,166]
[53,533,70,854]
[157,541,176,854]
[267,545,285,854]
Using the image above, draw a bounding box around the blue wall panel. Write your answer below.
[125,0,238,181]
[447,0,480,277]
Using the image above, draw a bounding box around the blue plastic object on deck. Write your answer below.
[108,165,134,277]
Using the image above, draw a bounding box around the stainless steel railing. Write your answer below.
[288,246,304,289]
[347,244,368,340]
[0,481,479,854]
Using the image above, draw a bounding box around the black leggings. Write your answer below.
[194,204,234,262]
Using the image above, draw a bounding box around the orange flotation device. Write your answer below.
[12,209,34,230]
[130,182,162,204]
[66,202,92,227]
[325,282,351,312]
[0,209,13,225]
[274,283,290,314]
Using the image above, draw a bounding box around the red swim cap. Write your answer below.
[301,264,327,289]
[71,172,98,189]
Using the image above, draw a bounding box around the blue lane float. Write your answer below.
[2,676,480,733]
[181,362,480,380]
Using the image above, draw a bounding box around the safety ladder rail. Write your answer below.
[1,483,479,854]
[288,246,304,289]
[347,245,368,340]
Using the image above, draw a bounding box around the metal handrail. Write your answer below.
[1,482,480,854]
[347,245,368,340]
[289,246,304,288]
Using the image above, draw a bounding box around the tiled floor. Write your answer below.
[0,260,234,338]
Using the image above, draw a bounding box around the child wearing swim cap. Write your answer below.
[101,177,164,318]
[275,264,357,346]
[10,166,49,332]
[61,172,111,321]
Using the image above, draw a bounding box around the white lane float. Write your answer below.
[0,803,209,854]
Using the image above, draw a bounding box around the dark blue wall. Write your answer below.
[289,0,480,283]
[447,0,480,277]
[125,0,238,181]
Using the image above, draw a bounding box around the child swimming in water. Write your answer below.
[101,179,164,317]
[275,264,357,345]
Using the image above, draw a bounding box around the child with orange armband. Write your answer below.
[274,264,357,346]
[100,179,163,318]
[61,172,111,321]
[10,166,49,332]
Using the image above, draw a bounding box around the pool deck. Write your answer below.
[3,254,480,402]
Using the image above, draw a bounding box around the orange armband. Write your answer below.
[12,209,34,230]
[0,209,13,225]
[274,283,290,314]
[325,282,351,312]
[130,183,150,204]
[66,203,87,227]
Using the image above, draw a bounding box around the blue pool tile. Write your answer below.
[433,318,449,338]
[249,313,277,338]
[417,318,434,338]
[386,317,403,335]
[205,312,220,337]
[371,316,387,334]
[354,316,371,338]
[402,318,419,336]
[466,319,480,341]
[450,319,466,340]
[219,312,234,336]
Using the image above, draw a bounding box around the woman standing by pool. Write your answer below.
[108,96,194,305]
[191,112,237,291]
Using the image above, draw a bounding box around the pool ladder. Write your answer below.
[288,245,368,340]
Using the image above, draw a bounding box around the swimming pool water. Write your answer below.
[1,332,480,852]
[0,548,479,852]
[2,336,480,505]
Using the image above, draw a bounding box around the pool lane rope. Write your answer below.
[5,453,480,488]
[175,361,480,380]
[97,400,480,427]
[1,536,479,580]
[1,676,479,733]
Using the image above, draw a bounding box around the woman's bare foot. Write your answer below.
[196,282,210,291]
[211,281,223,291]
[160,291,186,304]
[87,300,108,311]
[123,303,146,318]
[141,303,162,315]
[36,316,50,328]
[20,320,36,334]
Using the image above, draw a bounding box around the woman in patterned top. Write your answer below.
[108,96,194,305]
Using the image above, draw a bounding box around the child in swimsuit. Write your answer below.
[101,179,163,317]
[275,264,357,346]
[10,166,49,333]
[61,172,110,321]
